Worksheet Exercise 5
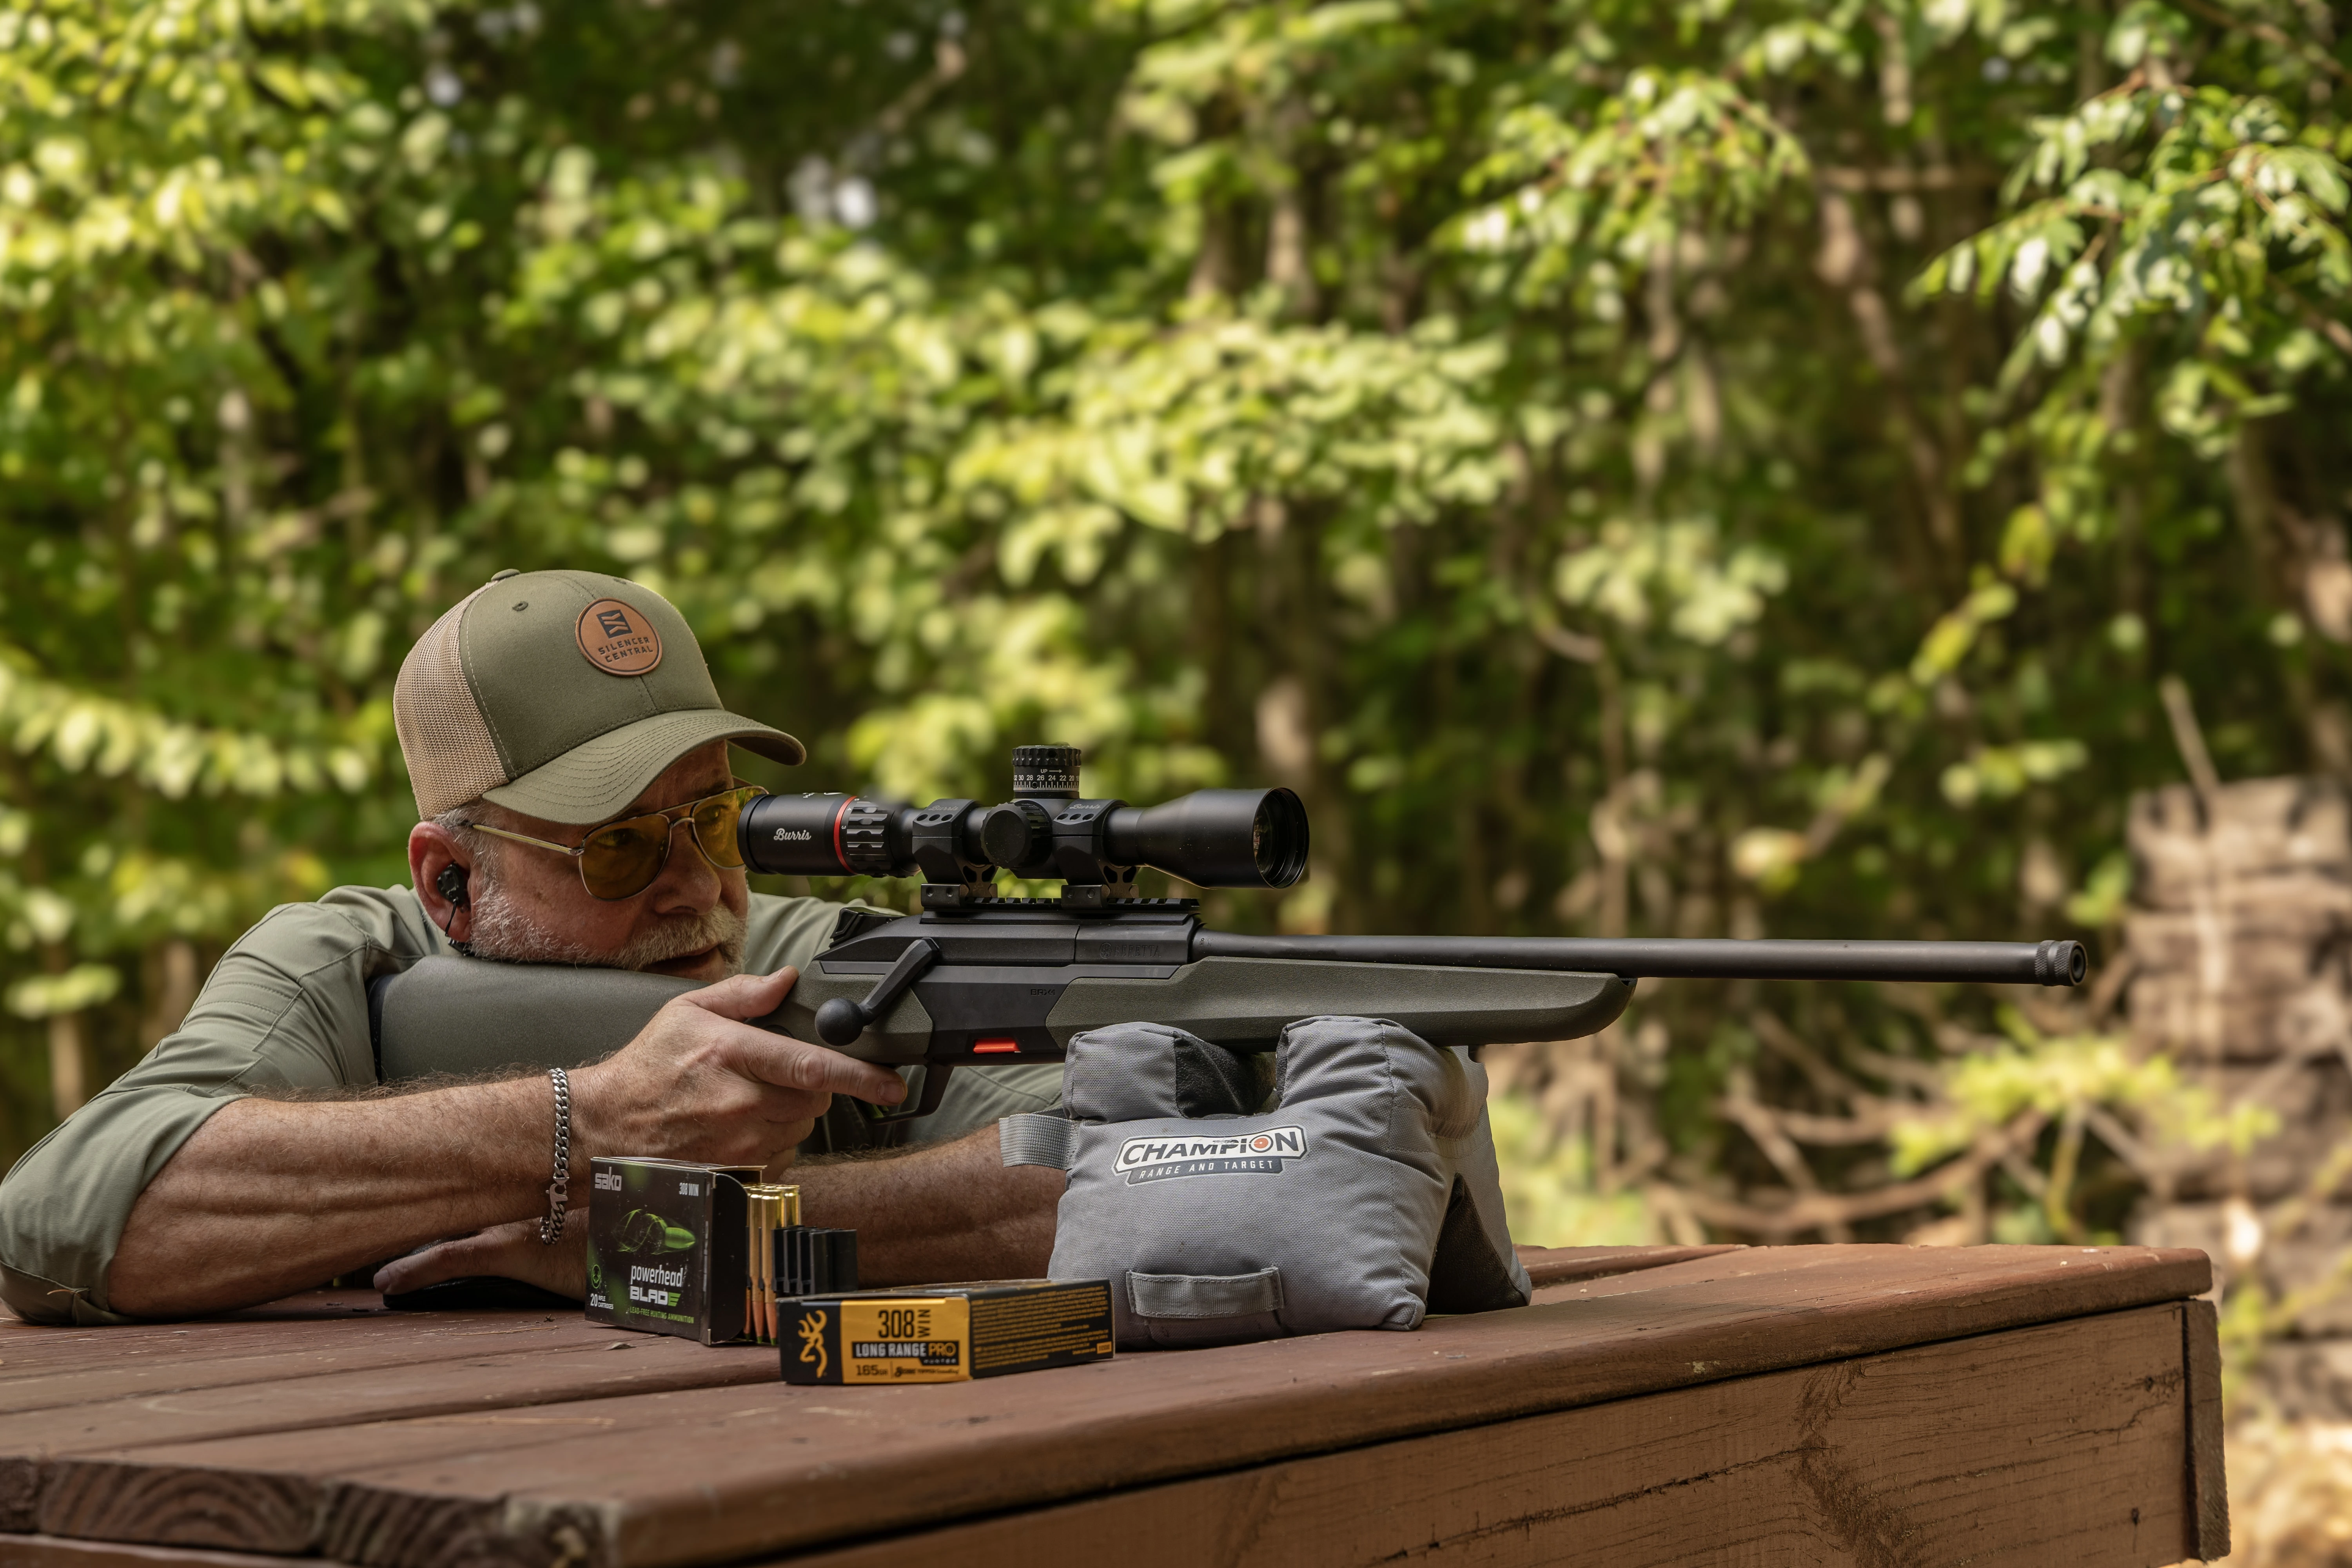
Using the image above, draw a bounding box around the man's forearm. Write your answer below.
[380,1125,1065,1304]
[793,1130,1063,1286]
[109,1080,557,1317]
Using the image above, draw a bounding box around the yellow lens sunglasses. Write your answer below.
[458,784,767,901]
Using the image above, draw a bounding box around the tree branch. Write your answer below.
[2171,0,2348,80]
[1675,1110,2049,1237]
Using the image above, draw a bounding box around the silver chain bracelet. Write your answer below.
[540,1066,572,1245]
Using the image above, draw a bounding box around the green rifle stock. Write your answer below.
[370,908,2084,1118]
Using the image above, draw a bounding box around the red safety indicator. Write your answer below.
[971,1038,1021,1054]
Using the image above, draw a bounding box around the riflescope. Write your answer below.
[739,744,1309,907]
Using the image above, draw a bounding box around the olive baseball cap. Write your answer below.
[392,568,804,825]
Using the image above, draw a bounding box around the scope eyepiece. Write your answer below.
[739,793,885,878]
[736,747,1309,893]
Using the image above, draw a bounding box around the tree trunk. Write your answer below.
[48,1011,86,1121]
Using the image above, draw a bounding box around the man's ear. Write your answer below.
[407,822,475,944]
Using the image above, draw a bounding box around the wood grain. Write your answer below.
[1514,1243,1743,1288]
[0,1324,772,1538]
[1,1329,773,1443]
[32,1245,2212,1568]
[0,1248,1740,1472]
[2183,1296,2230,1560]
[0,1535,308,1567]
[0,1320,746,1420]
[0,1248,1702,1539]
[0,1461,33,1537]
[0,1292,397,1378]
[777,1302,2201,1568]
[0,1250,1665,1391]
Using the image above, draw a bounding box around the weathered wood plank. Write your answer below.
[0,1249,1717,1464]
[0,1296,776,1536]
[31,1472,316,1561]
[0,1535,316,1567]
[0,1293,397,1378]
[36,1245,2211,1567]
[0,1247,1687,1539]
[1,1319,675,1418]
[0,1330,773,1439]
[1515,1243,1742,1288]
[0,1334,774,1535]
[0,1249,1667,1393]
[774,1303,2201,1568]
[2183,1296,2230,1560]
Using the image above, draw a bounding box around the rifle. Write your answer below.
[373,745,2085,1120]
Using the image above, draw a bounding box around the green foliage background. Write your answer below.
[0,0,2345,1247]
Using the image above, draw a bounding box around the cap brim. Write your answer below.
[483,709,806,825]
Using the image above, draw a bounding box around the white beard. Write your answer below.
[464,880,747,976]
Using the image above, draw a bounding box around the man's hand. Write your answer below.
[570,966,908,1171]
[374,1218,586,1301]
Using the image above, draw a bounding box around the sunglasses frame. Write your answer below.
[456,783,769,902]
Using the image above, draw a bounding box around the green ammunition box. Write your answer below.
[781,1279,1115,1385]
[584,1157,760,1345]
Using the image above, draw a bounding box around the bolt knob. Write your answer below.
[815,997,868,1046]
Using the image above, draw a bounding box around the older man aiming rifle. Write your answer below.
[0,570,1064,1324]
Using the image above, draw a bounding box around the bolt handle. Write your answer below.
[814,938,943,1046]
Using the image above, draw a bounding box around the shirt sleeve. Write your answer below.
[742,891,891,974]
[904,1063,1066,1146]
[0,887,441,1324]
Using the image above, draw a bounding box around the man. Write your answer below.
[0,569,1065,1325]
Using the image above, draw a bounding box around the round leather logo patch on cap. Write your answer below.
[575,598,664,676]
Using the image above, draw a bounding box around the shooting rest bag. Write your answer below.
[1002,1014,1530,1348]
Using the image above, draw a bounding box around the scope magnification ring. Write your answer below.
[837,798,899,877]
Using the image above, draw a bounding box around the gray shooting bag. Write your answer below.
[1001,1013,1531,1348]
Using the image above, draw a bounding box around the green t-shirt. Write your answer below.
[0,886,1059,1325]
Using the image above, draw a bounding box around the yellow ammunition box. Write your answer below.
[781,1279,1114,1385]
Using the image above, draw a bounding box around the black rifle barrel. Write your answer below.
[1190,932,2087,987]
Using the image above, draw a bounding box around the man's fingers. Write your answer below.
[679,965,799,1022]
[372,1220,584,1301]
[739,1033,907,1104]
[374,1232,499,1296]
[756,1113,823,1151]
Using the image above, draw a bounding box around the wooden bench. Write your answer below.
[0,1243,2225,1566]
